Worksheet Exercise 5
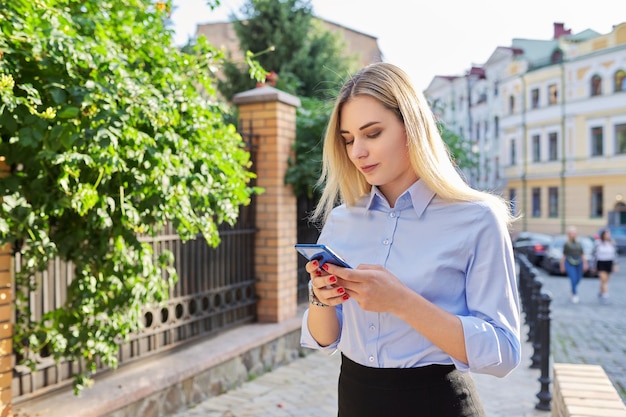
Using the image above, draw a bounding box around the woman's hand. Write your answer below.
[321,263,410,314]
[306,260,350,306]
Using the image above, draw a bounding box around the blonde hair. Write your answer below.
[312,62,514,227]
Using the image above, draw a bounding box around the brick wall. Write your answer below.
[0,161,12,417]
[233,86,301,323]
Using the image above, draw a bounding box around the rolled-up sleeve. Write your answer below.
[453,208,521,377]
[299,306,343,355]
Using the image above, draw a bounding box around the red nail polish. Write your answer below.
[342,294,350,300]
[312,260,319,267]
[329,275,337,283]
[322,264,329,271]
[315,270,322,276]
[337,288,344,294]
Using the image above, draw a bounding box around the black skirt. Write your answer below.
[338,354,486,417]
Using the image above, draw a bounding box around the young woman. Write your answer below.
[559,226,588,304]
[594,228,618,304]
[300,63,521,417]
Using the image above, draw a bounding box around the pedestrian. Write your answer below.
[300,62,521,417]
[559,226,588,304]
[593,228,619,304]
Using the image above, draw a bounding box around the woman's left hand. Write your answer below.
[322,263,409,313]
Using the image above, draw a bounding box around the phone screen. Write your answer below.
[295,244,352,268]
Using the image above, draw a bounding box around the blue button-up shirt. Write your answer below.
[301,180,521,377]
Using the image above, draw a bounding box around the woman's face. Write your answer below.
[339,95,418,205]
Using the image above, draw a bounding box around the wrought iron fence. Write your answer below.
[12,126,259,400]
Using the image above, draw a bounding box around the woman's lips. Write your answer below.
[360,164,378,174]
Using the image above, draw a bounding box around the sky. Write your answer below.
[170,0,626,91]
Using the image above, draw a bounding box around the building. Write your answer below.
[425,22,626,236]
[195,18,382,69]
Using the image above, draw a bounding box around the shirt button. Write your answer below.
[369,325,376,331]
[368,356,375,363]
[383,239,390,245]
[390,212,396,218]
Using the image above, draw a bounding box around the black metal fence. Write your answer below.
[12,126,259,400]
[296,196,321,303]
[516,252,553,411]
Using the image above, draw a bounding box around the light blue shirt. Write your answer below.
[301,180,521,377]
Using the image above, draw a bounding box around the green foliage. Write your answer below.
[217,0,354,99]
[285,96,334,199]
[437,122,478,172]
[0,0,258,393]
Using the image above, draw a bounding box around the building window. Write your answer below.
[510,138,516,165]
[509,95,515,114]
[614,69,626,92]
[509,188,517,216]
[548,132,558,161]
[495,156,500,180]
[591,126,603,156]
[548,187,559,218]
[591,186,603,218]
[591,74,602,96]
[494,116,499,138]
[532,187,541,217]
[531,88,540,109]
[548,84,558,105]
[532,134,541,162]
[616,123,626,154]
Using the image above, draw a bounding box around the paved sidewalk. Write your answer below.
[171,334,546,417]
[171,255,626,417]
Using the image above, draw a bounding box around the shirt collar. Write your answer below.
[364,180,435,218]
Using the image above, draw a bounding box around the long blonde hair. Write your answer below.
[312,62,514,227]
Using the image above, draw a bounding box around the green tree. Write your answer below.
[0,0,260,393]
[217,0,354,100]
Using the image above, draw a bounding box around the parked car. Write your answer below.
[595,225,626,255]
[541,235,597,277]
[513,232,553,266]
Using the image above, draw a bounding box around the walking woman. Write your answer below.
[560,226,588,304]
[594,228,619,304]
[300,63,521,417]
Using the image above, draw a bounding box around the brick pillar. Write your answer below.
[233,86,301,323]
[0,161,12,417]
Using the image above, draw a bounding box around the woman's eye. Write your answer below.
[366,131,381,139]
[344,139,354,146]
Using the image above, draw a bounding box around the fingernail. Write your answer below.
[312,260,319,267]
[329,275,337,283]
[315,270,322,276]
[342,294,350,300]
[337,288,344,294]
[322,264,329,271]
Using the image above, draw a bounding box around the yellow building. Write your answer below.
[425,22,626,237]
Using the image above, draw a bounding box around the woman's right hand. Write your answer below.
[306,260,350,306]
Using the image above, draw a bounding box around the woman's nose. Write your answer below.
[350,138,368,159]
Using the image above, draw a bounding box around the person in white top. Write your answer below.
[593,228,619,304]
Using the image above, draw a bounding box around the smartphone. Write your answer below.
[295,243,352,268]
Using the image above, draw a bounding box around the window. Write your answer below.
[591,74,602,96]
[509,188,517,216]
[532,187,541,217]
[494,81,499,97]
[510,138,516,165]
[616,123,626,154]
[591,126,603,156]
[548,84,558,105]
[495,156,500,180]
[548,187,559,218]
[591,186,603,218]
[509,95,515,114]
[531,88,540,109]
[532,134,541,162]
[614,69,626,92]
[548,132,558,161]
[494,116,499,138]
